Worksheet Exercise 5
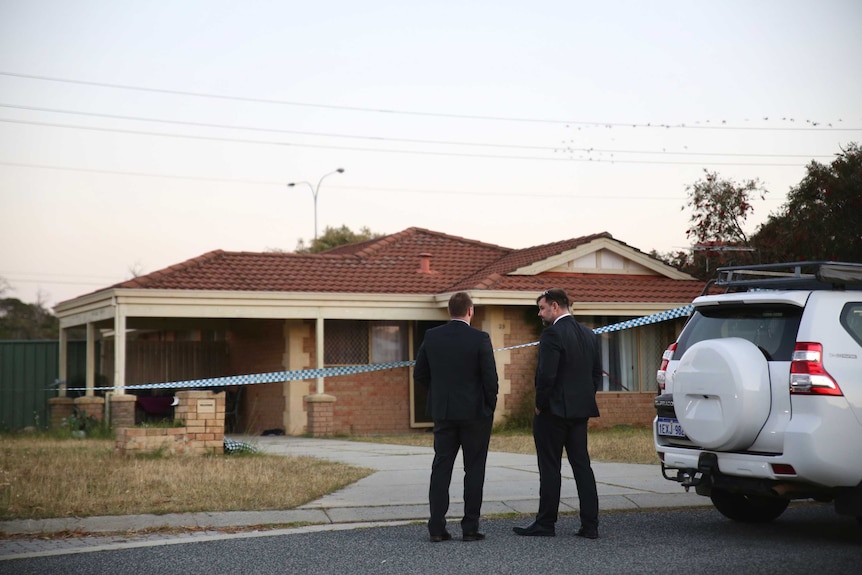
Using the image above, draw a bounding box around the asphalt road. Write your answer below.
[6,505,860,575]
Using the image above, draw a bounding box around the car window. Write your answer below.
[673,304,802,361]
[840,303,862,347]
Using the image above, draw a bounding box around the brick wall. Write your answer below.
[325,366,412,435]
[115,390,225,456]
[306,394,335,436]
[592,392,656,429]
[115,427,189,455]
[109,394,136,429]
[73,396,105,422]
[48,397,74,429]
[503,307,540,419]
[227,319,286,434]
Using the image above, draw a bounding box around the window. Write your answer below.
[324,320,408,365]
[674,304,803,361]
[840,303,862,347]
[371,321,407,363]
[325,320,368,365]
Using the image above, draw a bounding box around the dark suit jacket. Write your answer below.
[414,320,498,420]
[534,315,601,419]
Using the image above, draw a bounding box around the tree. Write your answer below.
[655,171,766,280]
[0,297,59,339]
[684,170,766,247]
[294,225,384,254]
[751,143,862,263]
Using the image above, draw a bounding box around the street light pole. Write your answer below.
[287,168,345,241]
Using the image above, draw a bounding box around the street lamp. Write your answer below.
[287,168,345,241]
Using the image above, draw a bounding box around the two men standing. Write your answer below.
[415,288,601,543]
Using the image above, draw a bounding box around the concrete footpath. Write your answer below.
[0,436,707,559]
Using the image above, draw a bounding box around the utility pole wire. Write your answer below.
[0,103,840,159]
[1,71,859,131]
[0,118,812,167]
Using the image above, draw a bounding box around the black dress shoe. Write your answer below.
[576,527,599,539]
[512,522,555,537]
[462,532,485,542]
[429,531,452,542]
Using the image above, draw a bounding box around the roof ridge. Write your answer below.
[352,228,415,258]
[411,227,513,252]
[119,249,227,288]
[350,227,512,259]
[516,231,612,254]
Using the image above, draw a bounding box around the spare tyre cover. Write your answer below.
[672,337,771,451]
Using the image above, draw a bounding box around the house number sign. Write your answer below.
[197,399,216,413]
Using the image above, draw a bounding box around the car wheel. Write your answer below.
[673,337,772,451]
[710,488,789,523]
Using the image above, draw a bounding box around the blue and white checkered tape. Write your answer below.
[63,305,693,391]
[593,304,693,334]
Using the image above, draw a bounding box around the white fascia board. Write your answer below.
[57,289,450,326]
[58,305,115,329]
[454,291,691,316]
[56,292,117,328]
[465,290,549,306]
[573,301,693,316]
[55,287,691,329]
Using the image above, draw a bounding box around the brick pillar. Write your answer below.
[110,394,137,429]
[175,390,225,455]
[73,396,105,422]
[48,397,75,429]
[306,393,336,437]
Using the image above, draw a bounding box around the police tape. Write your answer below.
[62,304,694,392]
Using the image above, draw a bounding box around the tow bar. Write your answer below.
[661,453,719,493]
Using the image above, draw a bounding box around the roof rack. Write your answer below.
[703,261,862,294]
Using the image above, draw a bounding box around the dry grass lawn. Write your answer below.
[0,436,372,521]
[0,425,656,522]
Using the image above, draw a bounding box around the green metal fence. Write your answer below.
[0,340,87,430]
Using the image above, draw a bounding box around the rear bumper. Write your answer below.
[654,396,862,488]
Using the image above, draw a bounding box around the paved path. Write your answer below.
[1,436,706,559]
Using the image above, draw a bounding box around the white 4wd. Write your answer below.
[654,262,862,524]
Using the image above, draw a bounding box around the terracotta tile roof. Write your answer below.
[487,273,707,303]
[113,228,510,294]
[108,227,706,303]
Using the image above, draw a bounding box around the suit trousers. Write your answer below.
[533,412,599,531]
[428,416,493,535]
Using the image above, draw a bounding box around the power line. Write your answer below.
[2,277,113,287]
[0,161,703,200]
[0,118,812,167]
[2,71,859,132]
[0,270,122,280]
[0,103,838,160]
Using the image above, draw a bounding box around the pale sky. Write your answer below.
[1,0,860,308]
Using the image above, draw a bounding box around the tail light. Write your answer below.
[656,343,677,391]
[790,342,843,396]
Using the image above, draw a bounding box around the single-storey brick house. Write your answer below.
[53,227,706,435]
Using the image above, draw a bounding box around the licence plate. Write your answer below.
[657,417,686,438]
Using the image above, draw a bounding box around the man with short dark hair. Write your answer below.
[414,291,499,543]
[513,288,602,539]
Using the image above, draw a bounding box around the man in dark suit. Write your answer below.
[513,288,602,539]
[414,292,499,543]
